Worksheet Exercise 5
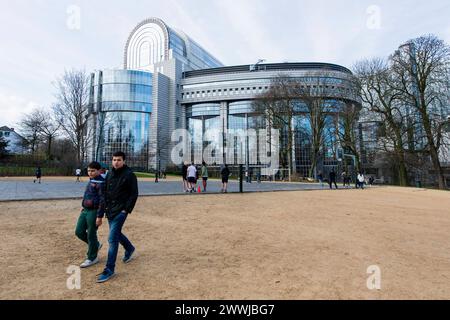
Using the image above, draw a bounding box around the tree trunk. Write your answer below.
[287,117,293,178]
[396,151,408,186]
[430,145,446,189]
[47,136,52,160]
[421,105,446,189]
[393,128,408,187]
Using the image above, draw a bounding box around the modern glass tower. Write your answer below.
[88,70,153,170]
[87,18,224,170]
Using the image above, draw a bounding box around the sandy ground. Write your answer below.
[1,186,450,300]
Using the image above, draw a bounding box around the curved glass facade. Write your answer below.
[90,70,152,170]
[186,96,357,176]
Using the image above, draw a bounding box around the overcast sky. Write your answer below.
[1,0,450,128]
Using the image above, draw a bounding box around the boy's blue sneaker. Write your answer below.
[123,248,136,264]
[97,270,115,283]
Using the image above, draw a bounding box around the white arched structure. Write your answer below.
[124,18,169,71]
[124,18,223,72]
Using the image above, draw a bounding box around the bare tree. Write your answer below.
[337,101,361,173]
[253,75,297,176]
[18,108,44,154]
[90,110,114,164]
[53,69,91,166]
[391,35,450,189]
[36,109,60,160]
[354,58,412,186]
[295,81,328,178]
[149,124,171,174]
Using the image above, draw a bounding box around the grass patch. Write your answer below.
[134,172,156,178]
[0,166,71,176]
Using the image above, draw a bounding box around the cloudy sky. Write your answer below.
[1,0,450,128]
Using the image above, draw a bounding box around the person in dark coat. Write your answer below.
[329,169,338,189]
[221,164,231,193]
[97,151,138,283]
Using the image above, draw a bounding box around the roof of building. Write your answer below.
[0,126,14,132]
[0,126,26,140]
[183,62,353,78]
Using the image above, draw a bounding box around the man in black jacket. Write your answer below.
[97,151,139,283]
[329,169,338,189]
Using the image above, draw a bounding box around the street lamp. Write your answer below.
[250,59,266,71]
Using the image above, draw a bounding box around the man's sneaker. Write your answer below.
[123,248,136,264]
[97,270,115,283]
[80,258,99,268]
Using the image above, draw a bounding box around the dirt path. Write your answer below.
[1,187,449,300]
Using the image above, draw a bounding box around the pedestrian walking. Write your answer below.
[97,151,138,283]
[201,161,208,192]
[329,169,338,189]
[181,162,188,192]
[187,162,197,193]
[221,164,230,193]
[76,168,82,182]
[34,167,42,184]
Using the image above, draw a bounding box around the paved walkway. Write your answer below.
[0,178,351,201]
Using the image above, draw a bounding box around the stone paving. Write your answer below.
[0,178,347,201]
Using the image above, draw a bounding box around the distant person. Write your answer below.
[341,171,347,188]
[256,171,261,184]
[317,171,324,188]
[329,169,338,189]
[369,176,374,186]
[357,172,365,190]
[187,162,197,193]
[34,167,42,184]
[75,161,105,269]
[221,164,230,193]
[181,162,188,192]
[75,168,82,182]
[97,151,138,283]
[201,161,209,192]
[195,165,200,192]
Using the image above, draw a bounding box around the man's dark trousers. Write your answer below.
[105,212,135,273]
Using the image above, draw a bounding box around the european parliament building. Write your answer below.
[87,18,361,176]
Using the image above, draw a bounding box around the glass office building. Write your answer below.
[88,70,153,170]
[87,18,224,170]
[87,18,362,177]
[181,63,361,177]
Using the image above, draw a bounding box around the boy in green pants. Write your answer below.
[75,162,106,268]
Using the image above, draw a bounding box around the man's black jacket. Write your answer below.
[104,165,139,220]
[329,171,337,181]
